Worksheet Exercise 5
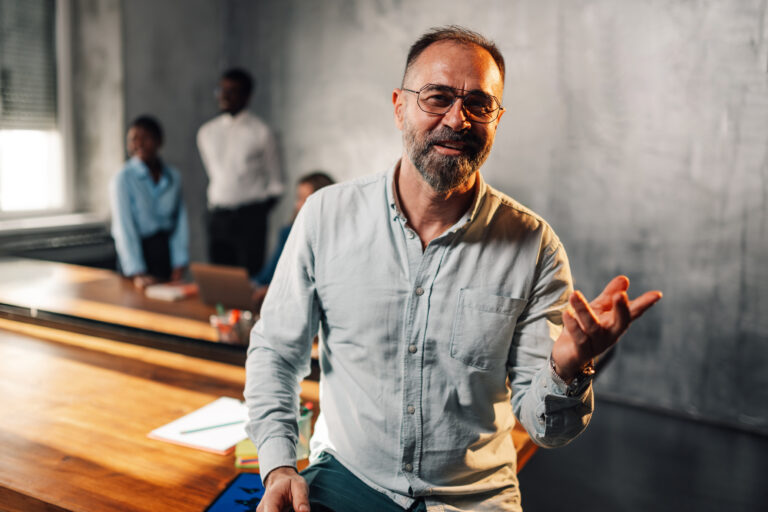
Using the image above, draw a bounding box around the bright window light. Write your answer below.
[0,129,64,212]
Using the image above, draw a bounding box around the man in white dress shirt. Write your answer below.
[197,68,284,275]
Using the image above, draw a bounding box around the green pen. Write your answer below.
[180,419,244,435]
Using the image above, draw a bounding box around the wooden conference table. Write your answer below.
[0,258,536,511]
[0,318,321,511]
[0,257,218,339]
[0,257,248,362]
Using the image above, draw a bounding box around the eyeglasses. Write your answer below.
[402,83,504,123]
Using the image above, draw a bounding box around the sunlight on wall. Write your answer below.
[0,129,64,212]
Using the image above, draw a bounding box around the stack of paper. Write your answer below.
[145,282,198,302]
[235,438,259,469]
[148,397,248,454]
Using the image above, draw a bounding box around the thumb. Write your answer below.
[291,477,310,512]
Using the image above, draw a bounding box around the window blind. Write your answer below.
[0,0,57,130]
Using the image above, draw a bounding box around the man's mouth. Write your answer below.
[431,140,468,154]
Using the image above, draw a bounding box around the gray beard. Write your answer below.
[404,120,491,193]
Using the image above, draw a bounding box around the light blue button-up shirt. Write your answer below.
[245,163,593,510]
[110,156,189,276]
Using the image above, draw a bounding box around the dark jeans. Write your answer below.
[140,230,171,280]
[207,198,276,276]
[300,453,426,512]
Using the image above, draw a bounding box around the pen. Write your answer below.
[180,419,245,434]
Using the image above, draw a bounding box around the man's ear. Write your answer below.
[496,107,505,124]
[392,89,405,130]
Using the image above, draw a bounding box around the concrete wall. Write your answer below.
[70,0,123,217]
[120,0,227,263]
[107,0,768,431]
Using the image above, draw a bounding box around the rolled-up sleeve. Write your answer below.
[509,234,594,448]
[244,200,320,480]
[169,185,190,269]
[110,174,146,277]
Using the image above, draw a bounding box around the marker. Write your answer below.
[180,420,245,434]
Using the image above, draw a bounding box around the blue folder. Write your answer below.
[206,473,264,512]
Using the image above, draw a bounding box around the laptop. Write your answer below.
[189,262,256,311]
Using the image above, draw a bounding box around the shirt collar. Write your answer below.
[386,160,404,221]
[221,109,249,125]
[129,156,169,186]
[386,158,488,230]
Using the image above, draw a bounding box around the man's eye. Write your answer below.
[422,94,453,107]
[465,95,494,112]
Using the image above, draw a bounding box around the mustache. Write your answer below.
[425,127,482,153]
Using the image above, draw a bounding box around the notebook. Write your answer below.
[148,397,248,454]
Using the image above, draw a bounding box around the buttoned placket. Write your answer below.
[391,205,455,492]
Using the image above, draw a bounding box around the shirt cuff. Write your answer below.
[170,255,188,269]
[257,436,297,481]
[546,354,593,398]
[120,260,146,277]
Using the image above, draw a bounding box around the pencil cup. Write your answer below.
[210,314,239,344]
[210,310,255,345]
[236,311,256,345]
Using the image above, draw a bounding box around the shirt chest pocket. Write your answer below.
[449,289,527,370]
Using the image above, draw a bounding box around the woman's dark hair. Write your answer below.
[129,115,164,144]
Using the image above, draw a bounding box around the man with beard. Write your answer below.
[245,27,662,512]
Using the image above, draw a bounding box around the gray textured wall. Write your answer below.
[70,0,123,217]
[121,0,227,263]
[111,0,768,432]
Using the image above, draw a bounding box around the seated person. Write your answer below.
[110,115,190,289]
[252,171,334,308]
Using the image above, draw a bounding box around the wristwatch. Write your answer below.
[549,355,595,397]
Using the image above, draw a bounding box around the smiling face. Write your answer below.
[126,126,161,164]
[394,41,504,193]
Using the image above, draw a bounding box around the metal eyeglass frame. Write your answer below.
[401,83,504,123]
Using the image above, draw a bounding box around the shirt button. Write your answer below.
[404,463,413,472]
[415,287,424,296]
[408,345,417,354]
[407,230,415,239]
[407,405,415,414]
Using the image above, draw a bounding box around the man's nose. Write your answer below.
[441,99,471,131]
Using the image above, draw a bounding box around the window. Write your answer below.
[0,0,71,216]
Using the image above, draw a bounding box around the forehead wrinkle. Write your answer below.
[405,41,503,100]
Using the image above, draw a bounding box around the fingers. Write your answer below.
[562,309,588,346]
[609,291,631,337]
[570,291,601,338]
[257,468,307,512]
[628,290,663,320]
[291,478,310,512]
[591,275,630,310]
[256,492,276,512]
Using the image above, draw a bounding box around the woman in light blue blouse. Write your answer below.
[110,116,189,289]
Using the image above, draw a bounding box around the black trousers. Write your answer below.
[140,231,172,280]
[207,198,276,276]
